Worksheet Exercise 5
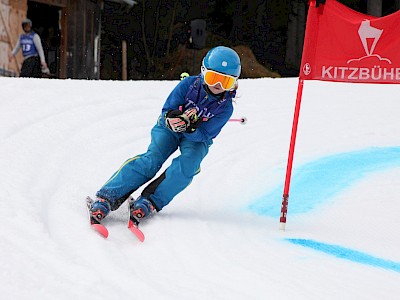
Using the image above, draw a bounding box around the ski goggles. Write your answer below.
[202,67,237,90]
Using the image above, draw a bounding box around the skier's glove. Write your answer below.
[165,110,190,132]
[184,108,202,133]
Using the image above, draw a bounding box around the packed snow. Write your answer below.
[0,76,399,299]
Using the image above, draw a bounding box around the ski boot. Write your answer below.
[129,196,155,225]
[88,197,111,224]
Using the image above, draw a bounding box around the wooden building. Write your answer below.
[0,0,102,79]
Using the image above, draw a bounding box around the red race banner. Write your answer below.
[300,0,400,84]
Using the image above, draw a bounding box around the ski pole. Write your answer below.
[228,116,247,125]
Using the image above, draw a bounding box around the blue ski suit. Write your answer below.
[96,75,235,211]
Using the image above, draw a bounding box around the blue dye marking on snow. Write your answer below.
[249,147,400,217]
[286,238,400,273]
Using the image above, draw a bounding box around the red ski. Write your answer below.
[127,196,149,242]
[86,197,109,238]
[91,223,109,238]
[128,219,145,242]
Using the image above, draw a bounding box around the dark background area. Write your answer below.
[27,2,61,77]
[100,0,400,80]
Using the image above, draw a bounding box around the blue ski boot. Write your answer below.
[129,196,155,223]
[89,198,111,224]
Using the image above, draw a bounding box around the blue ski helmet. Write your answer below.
[202,46,241,78]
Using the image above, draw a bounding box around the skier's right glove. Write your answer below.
[165,110,190,132]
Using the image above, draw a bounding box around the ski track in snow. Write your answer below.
[0,77,399,299]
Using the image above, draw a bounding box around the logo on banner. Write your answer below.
[321,20,399,82]
[303,63,311,76]
[347,20,391,64]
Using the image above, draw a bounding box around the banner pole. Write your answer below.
[279,78,305,231]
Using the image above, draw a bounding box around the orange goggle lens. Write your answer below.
[203,70,236,90]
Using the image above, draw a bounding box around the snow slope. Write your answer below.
[0,77,399,299]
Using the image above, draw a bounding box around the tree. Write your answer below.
[285,0,307,73]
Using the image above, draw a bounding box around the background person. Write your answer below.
[9,18,49,78]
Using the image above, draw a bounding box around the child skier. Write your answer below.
[89,46,241,225]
